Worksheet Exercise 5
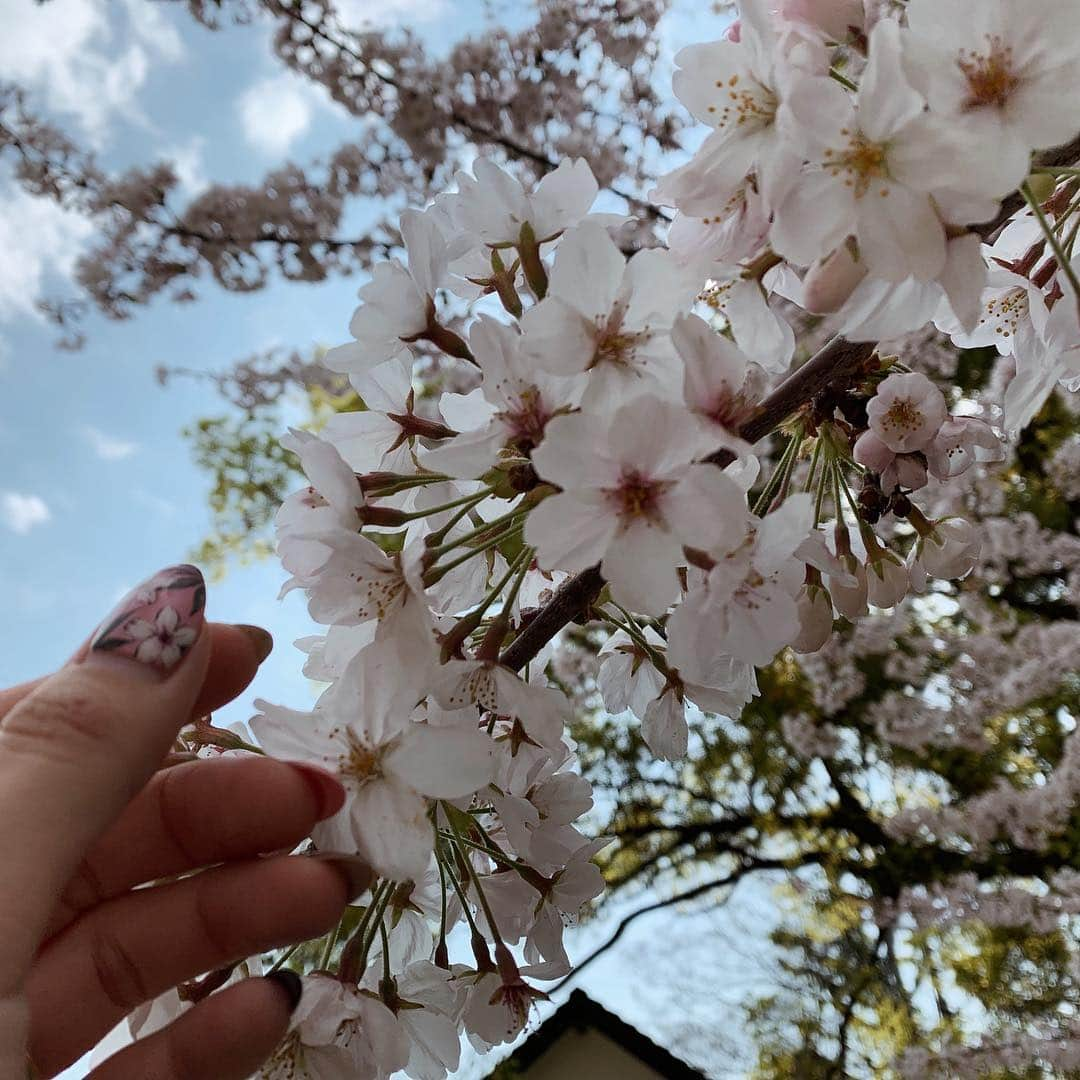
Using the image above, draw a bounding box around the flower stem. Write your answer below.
[1023,180,1080,319]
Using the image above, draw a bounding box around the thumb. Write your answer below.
[0,564,212,982]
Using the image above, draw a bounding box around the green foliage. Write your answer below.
[183,378,361,577]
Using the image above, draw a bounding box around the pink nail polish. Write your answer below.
[89,564,206,674]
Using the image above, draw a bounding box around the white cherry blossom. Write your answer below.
[519,222,698,407]
[904,0,1080,197]
[773,19,953,282]
[667,494,814,670]
[437,156,599,247]
[525,397,737,615]
[325,209,465,376]
[253,639,494,881]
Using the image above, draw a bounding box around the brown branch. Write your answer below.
[500,135,1080,672]
[500,336,876,670]
[500,566,605,671]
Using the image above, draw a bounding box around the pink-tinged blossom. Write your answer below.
[525,397,737,615]
[252,639,494,881]
[665,0,813,214]
[519,222,698,407]
[671,312,761,460]
[866,371,948,454]
[424,316,580,479]
[852,429,929,492]
[667,493,814,670]
[925,415,1003,479]
[773,19,955,282]
[903,0,1080,198]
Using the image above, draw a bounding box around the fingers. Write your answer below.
[0,677,45,719]
[0,622,270,725]
[192,623,273,719]
[87,974,303,1080]
[27,856,352,1074]
[0,564,212,981]
[44,755,346,938]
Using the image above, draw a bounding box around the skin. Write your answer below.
[0,621,356,1079]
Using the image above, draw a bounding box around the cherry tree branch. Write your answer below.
[549,854,824,995]
[501,136,1080,672]
[500,336,875,670]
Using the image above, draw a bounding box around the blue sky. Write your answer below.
[0,1,759,1075]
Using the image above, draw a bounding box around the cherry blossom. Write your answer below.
[866,371,948,454]
[773,19,953,282]
[903,0,1080,197]
[525,397,735,614]
[519,222,698,407]
[253,639,494,881]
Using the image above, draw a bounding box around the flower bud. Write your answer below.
[802,244,867,314]
[913,517,981,583]
[791,584,834,653]
[827,553,868,619]
[866,550,908,608]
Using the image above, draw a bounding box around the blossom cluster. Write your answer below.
[160,0,1080,1074]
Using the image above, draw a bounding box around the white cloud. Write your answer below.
[0,0,185,142]
[238,73,320,156]
[0,185,94,322]
[1,492,51,535]
[166,135,209,197]
[82,425,139,461]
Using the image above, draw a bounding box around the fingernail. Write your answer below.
[263,970,303,1014]
[235,624,273,664]
[287,761,347,820]
[309,853,375,903]
[88,565,205,678]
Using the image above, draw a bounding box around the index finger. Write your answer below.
[0,564,213,985]
[0,622,272,725]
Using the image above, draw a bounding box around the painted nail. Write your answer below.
[308,853,375,903]
[235,624,273,664]
[88,564,205,676]
[287,761,347,820]
[263,970,303,1014]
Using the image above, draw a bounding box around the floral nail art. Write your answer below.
[91,564,206,671]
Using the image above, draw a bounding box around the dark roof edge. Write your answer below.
[488,988,708,1079]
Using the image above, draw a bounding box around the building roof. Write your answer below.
[486,989,708,1079]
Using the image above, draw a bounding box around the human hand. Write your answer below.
[0,564,372,1079]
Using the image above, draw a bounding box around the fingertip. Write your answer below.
[87,976,298,1080]
[192,624,270,716]
[234,624,274,665]
[263,970,303,1015]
